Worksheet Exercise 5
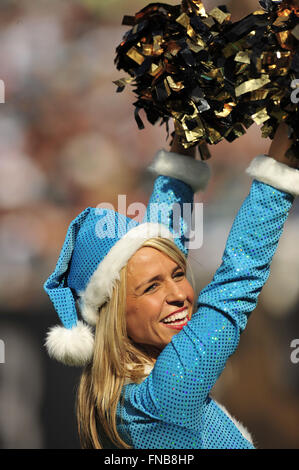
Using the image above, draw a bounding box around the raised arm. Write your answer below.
[131,127,299,427]
[143,137,210,255]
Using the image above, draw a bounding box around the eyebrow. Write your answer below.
[135,265,182,292]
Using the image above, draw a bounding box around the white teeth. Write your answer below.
[162,310,188,324]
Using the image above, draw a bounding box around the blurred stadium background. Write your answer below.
[0,0,298,449]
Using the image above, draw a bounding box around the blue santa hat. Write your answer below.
[44,206,174,366]
[43,148,212,366]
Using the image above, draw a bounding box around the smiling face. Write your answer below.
[126,246,195,352]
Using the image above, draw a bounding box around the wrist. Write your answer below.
[267,152,299,169]
[268,122,299,169]
[170,135,196,158]
[147,149,211,193]
[246,155,299,197]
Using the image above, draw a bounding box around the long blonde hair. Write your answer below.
[76,237,194,449]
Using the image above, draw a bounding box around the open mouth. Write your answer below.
[160,308,189,330]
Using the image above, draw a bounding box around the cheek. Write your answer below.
[126,295,164,335]
[184,279,195,303]
[184,280,195,316]
[126,299,138,336]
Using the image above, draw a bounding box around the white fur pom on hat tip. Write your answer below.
[45,321,94,367]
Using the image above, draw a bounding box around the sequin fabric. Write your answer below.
[143,175,194,256]
[44,207,140,328]
[112,177,294,449]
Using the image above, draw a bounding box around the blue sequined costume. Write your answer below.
[112,154,295,449]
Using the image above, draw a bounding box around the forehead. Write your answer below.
[127,247,177,278]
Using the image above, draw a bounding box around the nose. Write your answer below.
[165,279,186,305]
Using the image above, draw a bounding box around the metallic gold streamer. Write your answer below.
[234,51,251,64]
[291,24,299,39]
[127,47,145,65]
[186,38,205,52]
[251,108,270,125]
[112,77,135,87]
[215,102,236,118]
[149,62,163,76]
[166,76,185,92]
[261,123,273,138]
[153,35,164,54]
[235,75,271,97]
[250,89,269,100]
[209,7,231,24]
[176,12,190,29]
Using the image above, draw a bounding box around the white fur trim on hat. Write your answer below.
[246,155,299,197]
[148,149,211,193]
[45,321,94,366]
[79,222,174,326]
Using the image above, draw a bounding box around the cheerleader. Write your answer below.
[44,123,299,448]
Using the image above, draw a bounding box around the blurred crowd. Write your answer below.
[0,0,298,449]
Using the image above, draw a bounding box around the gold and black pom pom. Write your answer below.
[114,1,299,161]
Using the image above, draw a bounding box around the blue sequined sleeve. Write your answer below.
[131,180,294,427]
[142,174,194,256]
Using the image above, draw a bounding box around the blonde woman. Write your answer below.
[44,124,299,449]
